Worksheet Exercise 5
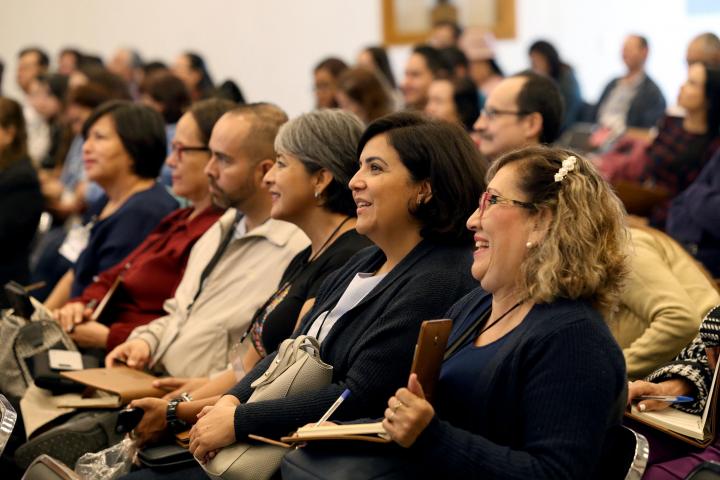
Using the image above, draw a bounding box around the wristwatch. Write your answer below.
[166,394,191,433]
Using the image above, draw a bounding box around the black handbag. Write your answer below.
[137,443,195,471]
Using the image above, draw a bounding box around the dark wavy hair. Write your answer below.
[703,65,720,136]
[357,112,487,245]
[82,100,166,179]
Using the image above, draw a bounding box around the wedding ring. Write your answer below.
[392,400,404,413]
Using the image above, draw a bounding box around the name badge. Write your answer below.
[59,222,92,263]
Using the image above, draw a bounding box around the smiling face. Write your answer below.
[466,163,539,297]
[264,152,318,222]
[166,112,211,202]
[82,114,134,187]
[349,134,424,246]
[314,68,339,109]
[401,53,434,110]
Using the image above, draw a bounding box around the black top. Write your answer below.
[0,156,43,307]
[250,229,372,356]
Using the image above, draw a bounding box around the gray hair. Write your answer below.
[274,109,364,215]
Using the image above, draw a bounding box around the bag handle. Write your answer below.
[250,336,321,389]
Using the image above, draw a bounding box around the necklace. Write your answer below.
[239,215,353,353]
[478,300,524,336]
[306,216,353,263]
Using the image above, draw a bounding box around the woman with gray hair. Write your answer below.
[126,109,372,447]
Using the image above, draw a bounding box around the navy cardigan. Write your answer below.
[228,240,477,439]
[411,288,627,479]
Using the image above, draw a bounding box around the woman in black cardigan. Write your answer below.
[176,112,488,469]
[0,97,43,308]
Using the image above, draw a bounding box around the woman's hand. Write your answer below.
[129,397,168,447]
[189,402,237,463]
[53,301,93,332]
[382,373,435,448]
[153,376,210,401]
[69,321,109,348]
[627,379,693,412]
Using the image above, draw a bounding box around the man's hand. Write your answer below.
[129,397,169,447]
[105,339,151,369]
[153,377,210,401]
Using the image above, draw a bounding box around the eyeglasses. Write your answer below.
[170,142,210,160]
[479,191,536,217]
[480,107,532,121]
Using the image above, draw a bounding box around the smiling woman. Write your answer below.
[148,113,488,479]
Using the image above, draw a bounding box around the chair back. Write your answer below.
[0,394,17,456]
[593,425,649,480]
[21,454,80,480]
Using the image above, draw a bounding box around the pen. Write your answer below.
[636,395,694,403]
[314,388,351,427]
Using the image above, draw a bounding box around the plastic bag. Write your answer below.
[75,437,137,480]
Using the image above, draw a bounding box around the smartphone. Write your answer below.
[4,281,34,320]
[116,407,144,434]
[410,319,452,403]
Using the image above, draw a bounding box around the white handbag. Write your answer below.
[201,335,332,480]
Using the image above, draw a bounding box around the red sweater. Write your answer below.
[75,206,224,350]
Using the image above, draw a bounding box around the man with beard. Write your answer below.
[104,103,309,378]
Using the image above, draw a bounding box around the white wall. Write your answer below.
[1,0,719,117]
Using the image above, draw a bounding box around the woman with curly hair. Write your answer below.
[284,146,630,479]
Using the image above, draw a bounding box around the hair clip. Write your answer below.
[554,156,577,182]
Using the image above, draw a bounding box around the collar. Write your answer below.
[218,208,304,248]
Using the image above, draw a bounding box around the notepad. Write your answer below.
[626,360,720,447]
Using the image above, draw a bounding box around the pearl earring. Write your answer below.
[314,191,320,199]
[526,241,533,248]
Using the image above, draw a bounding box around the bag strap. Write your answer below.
[444,308,490,361]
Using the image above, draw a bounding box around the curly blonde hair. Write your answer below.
[488,145,629,311]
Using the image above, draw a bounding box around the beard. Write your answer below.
[207,174,256,210]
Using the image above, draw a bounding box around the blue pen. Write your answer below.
[314,388,351,427]
[637,395,694,403]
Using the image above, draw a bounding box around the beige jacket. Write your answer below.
[128,209,309,378]
[607,228,720,379]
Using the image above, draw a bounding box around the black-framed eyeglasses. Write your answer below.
[480,107,532,121]
[479,191,536,217]
[171,143,210,160]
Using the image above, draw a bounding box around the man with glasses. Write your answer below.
[474,71,564,161]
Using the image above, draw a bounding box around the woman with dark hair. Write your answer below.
[139,71,192,186]
[313,57,348,109]
[28,73,72,169]
[0,97,43,308]
[121,113,486,479]
[529,40,583,130]
[336,67,394,124]
[44,101,179,311]
[51,99,233,351]
[426,76,481,131]
[172,52,214,102]
[600,64,720,227]
[358,46,397,89]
